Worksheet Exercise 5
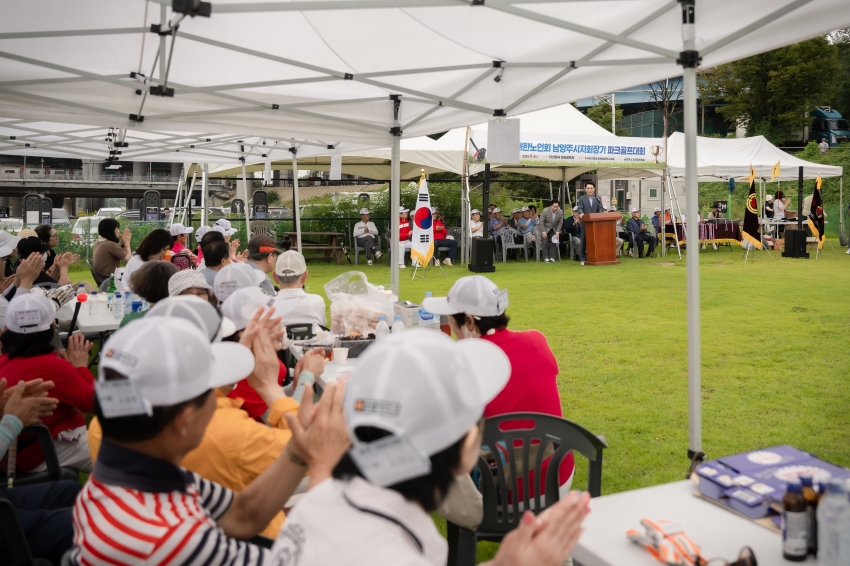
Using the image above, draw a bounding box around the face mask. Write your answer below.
[41,252,48,262]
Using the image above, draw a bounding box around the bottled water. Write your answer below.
[818,479,850,565]
[106,293,114,314]
[418,292,439,328]
[89,292,99,316]
[124,293,135,314]
[392,314,405,333]
[98,292,108,313]
[375,315,390,340]
[76,283,86,297]
[112,293,124,320]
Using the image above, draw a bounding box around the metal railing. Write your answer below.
[0,173,188,183]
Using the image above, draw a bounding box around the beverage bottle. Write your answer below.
[375,315,390,340]
[89,292,99,316]
[124,293,134,314]
[112,293,124,320]
[98,291,108,313]
[418,292,439,328]
[107,275,116,294]
[817,478,848,566]
[392,315,405,333]
[76,283,86,297]
[782,480,808,561]
[799,474,818,556]
[106,293,114,314]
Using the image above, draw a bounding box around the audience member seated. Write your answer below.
[16,236,74,286]
[199,239,232,290]
[213,218,238,241]
[120,260,179,327]
[611,207,625,254]
[353,208,382,265]
[0,377,81,565]
[626,207,656,258]
[469,209,483,239]
[91,218,132,284]
[170,222,198,266]
[561,206,581,254]
[193,225,211,265]
[433,208,458,266]
[0,230,20,298]
[651,207,662,244]
[121,228,173,291]
[272,328,589,566]
[489,207,508,238]
[72,316,350,563]
[518,206,538,245]
[168,269,214,302]
[398,206,413,268]
[0,294,94,473]
[246,234,280,295]
[529,204,539,222]
[214,262,268,304]
[423,276,576,505]
[0,254,43,308]
[34,224,60,278]
[274,251,327,328]
[507,208,521,230]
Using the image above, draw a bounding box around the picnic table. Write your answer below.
[285,232,344,264]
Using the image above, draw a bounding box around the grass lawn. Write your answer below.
[69,242,850,562]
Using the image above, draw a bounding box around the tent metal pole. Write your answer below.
[292,149,302,254]
[461,126,470,265]
[840,177,844,234]
[158,5,167,83]
[681,0,702,460]
[241,159,251,238]
[201,163,208,227]
[661,168,666,257]
[391,133,401,296]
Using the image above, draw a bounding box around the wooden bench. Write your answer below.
[284,232,344,264]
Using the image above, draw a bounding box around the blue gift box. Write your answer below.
[695,463,736,500]
[725,487,772,519]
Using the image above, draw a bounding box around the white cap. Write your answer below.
[520,206,529,212]
[346,329,510,461]
[168,269,214,297]
[653,207,661,212]
[430,207,437,213]
[275,250,307,277]
[359,208,370,215]
[194,225,211,241]
[0,230,21,258]
[608,206,617,212]
[511,208,520,214]
[766,194,774,201]
[470,209,480,215]
[147,295,235,342]
[399,206,409,213]
[4,293,55,334]
[493,208,501,213]
[631,207,639,213]
[213,263,266,302]
[98,318,255,407]
[169,223,194,236]
[222,287,279,332]
[572,206,579,211]
[213,219,238,236]
[421,275,508,318]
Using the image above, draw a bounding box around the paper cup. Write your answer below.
[333,347,349,363]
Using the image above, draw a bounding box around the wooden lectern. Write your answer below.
[582,212,621,266]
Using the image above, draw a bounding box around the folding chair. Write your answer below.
[500,230,528,263]
[353,235,382,265]
[0,499,52,566]
[8,425,79,487]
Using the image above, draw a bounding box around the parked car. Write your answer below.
[96,207,124,218]
[51,209,72,228]
[0,218,23,233]
[72,216,105,242]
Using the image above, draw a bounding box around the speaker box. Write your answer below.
[782,228,809,258]
[468,238,496,273]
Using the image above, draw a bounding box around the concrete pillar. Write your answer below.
[48,195,64,209]
[63,198,78,218]
[79,198,92,214]
[90,198,106,212]
[10,197,23,217]
[126,198,140,210]
[93,162,103,181]
[133,161,146,183]
[171,163,182,181]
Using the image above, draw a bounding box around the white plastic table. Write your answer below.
[76,308,122,334]
[573,480,814,566]
[316,358,356,389]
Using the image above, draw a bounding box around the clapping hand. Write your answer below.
[14,254,44,289]
[292,349,329,391]
[0,275,15,294]
[0,378,59,427]
[121,228,132,246]
[64,334,92,368]
[229,239,241,258]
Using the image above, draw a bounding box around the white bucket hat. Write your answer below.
[0,230,21,258]
[168,269,214,297]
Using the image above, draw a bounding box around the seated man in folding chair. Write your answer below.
[626,207,656,258]
[432,208,458,266]
[489,208,508,259]
[352,208,382,265]
[397,206,414,268]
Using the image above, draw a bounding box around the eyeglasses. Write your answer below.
[704,546,757,566]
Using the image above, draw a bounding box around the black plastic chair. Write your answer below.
[86,260,110,286]
[0,498,52,566]
[446,413,607,566]
[10,425,79,487]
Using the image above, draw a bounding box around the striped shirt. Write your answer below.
[71,439,269,565]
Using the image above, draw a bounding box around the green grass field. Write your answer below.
[70,243,850,561]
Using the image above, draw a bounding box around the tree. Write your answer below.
[700,36,840,143]
[586,102,626,135]
[829,29,850,117]
[645,78,683,150]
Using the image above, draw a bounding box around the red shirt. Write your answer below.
[0,353,94,471]
[227,360,288,421]
[399,218,411,241]
[481,328,575,493]
[433,219,447,240]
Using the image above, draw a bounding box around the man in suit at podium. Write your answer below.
[577,182,606,265]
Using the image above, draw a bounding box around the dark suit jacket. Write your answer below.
[577,194,606,216]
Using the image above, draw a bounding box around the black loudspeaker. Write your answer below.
[468,238,496,273]
[782,228,809,258]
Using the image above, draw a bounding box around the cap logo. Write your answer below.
[354,399,401,417]
[105,349,139,367]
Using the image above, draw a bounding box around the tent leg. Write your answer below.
[240,159,251,238]
[390,116,401,297]
[681,3,702,461]
[201,163,208,228]
[292,149,302,254]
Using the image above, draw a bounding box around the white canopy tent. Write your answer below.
[2,0,848,465]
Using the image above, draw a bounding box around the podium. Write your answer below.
[582,212,621,266]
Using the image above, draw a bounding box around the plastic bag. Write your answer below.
[324,271,395,337]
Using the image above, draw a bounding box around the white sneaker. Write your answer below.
[367,259,372,265]
[580,261,585,265]
[375,250,383,259]
[443,258,452,266]
[846,248,850,255]
[399,264,406,269]
[434,259,440,266]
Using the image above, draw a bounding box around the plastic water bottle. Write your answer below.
[89,292,100,316]
[817,479,849,565]
[112,292,124,320]
[375,315,390,340]
[392,314,405,333]
[124,293,135,315]
[76,283,86,297]
[98,292,108,314]
[106,293,114,314]
[418,292,439,328]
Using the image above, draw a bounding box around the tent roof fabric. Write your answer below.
[666,132,843,181]
[0,0,847,148]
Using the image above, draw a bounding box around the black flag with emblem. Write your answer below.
[742,176,762,250]
[807,176,825,250]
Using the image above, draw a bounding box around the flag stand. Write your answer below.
[411,260,447,281]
